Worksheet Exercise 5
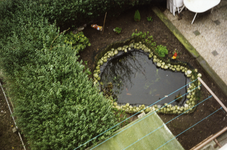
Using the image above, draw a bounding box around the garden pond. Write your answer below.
[93,41,201,114]
[100,49,189,106]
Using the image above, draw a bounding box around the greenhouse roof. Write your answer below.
[89,111,184,150]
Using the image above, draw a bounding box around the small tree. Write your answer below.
[134,10,141,21]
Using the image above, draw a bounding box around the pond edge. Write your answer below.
[93,40,201,115]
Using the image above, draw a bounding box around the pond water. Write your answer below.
[100,50,188,106]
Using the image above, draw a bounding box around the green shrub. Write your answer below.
[0,1,118,149]
[131,31,148,38]
[0,0,46,42]
[64,31,91,53]
[113,27,122,34]
[0,0,152,32]
[0,0,16,42]
[131,31,156,48]
[0,18,60,76]
[155,45,168,57]
[4,23,118,149]
[151,42,156,47]
[38,0,150,29]
[134,10,141,21]
[11,43,118,150]
[147,16,153,22]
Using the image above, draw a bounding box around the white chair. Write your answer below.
[183,0,221,24]
[167,0,184,16]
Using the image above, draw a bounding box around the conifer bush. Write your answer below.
[134,10,141,21]
[11,43,118,149]
[2,18,118,149]
[0,1,119,149]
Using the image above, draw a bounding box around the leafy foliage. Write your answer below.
[131,31,148,38]
[132,31,155,45]
[11,44,118,150]
[0,0,119,149]
[131,31,168,57]
[147,16,153,22]
[113,27,122,34]
[32,0,152,29]
[0,18,60,76]
[0,0,154,36]
[134,10,141,22]
[155,45,168,57]
[151,42,156,47]
[64,31,91,53]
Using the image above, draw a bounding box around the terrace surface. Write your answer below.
[163,0,227,94]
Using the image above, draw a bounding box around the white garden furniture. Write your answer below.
[183,0,221,24]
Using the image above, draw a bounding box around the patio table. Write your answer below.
[183,0,221,24]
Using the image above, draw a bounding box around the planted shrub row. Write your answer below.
[11,43,119,149]
[0,0,126,149]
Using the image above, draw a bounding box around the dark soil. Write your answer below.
[80,4,227,150]
[0,81,26,150]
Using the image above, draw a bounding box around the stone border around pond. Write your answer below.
[93,38,202,115]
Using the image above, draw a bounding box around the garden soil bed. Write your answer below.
[0,80,26,150]
[80,4,227,150]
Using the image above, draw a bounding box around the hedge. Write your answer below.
[0,0,120,149]
[10,42,118,149]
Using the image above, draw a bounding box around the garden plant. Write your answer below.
[155,45,168,57]
[113,27,122,34]
[64,31,91,53]
[134,10,141,21]
[147,16,153,22]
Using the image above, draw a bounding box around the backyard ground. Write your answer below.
[0,80,26,150]
[80,4,227,150]
[0,3,227,150]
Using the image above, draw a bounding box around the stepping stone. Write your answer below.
[211,50,219,56]
[193,30,200,36]
[213,20,220,25]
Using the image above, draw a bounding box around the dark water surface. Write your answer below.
[100,50,188,106]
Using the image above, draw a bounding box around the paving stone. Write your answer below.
[12,127,17,133]
[164,0,227,86]
[213,20,221,25]
[193,30,200,36]
[212,50,219,56]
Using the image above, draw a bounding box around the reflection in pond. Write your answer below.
[100,50,188,106]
